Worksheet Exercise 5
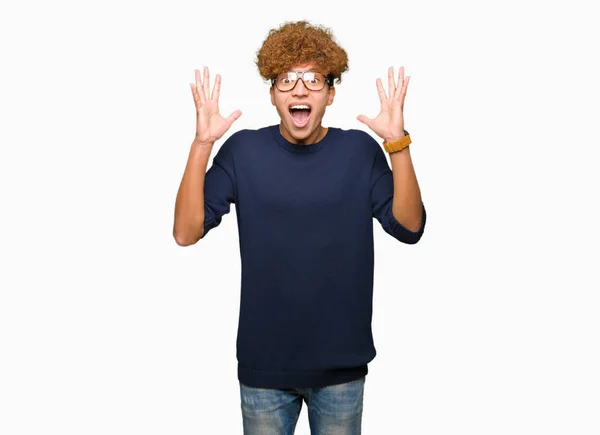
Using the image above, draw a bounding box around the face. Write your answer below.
[270,63,336,145]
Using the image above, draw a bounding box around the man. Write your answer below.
[173,20,426,434]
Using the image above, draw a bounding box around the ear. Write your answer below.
[327,86,336,106]
[270,86,276,106]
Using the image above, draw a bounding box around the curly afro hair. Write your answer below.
[255,20,349,85]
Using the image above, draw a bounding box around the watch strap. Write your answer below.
[383,130,411,153]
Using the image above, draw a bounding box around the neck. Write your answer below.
[279,124,327,145]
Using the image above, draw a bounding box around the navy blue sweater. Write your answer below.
[201,124,426,389]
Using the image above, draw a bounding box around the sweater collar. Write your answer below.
[270,124,335,153]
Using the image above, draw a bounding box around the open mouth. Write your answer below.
[289,104,311,128]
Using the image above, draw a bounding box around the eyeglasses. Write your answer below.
[271,71,333,92]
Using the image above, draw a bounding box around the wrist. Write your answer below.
[193,137,215,148]
[383,129,408,144]
[383,130,411,154]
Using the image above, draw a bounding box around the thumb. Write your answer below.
[356,115,372,128]
[226,110,242,126]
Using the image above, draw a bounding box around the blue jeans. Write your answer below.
[239,376,365,434]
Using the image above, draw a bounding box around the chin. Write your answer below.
[290,124,318,141]
[283,119,306,134]
[291,126,313,138]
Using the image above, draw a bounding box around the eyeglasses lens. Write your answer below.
[276,72,326,91]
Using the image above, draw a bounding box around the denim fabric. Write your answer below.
[239,376,365,434]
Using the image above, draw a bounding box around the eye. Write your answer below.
[279,73,297,84]
[302,73,316,83]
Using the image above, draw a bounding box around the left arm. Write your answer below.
[389,136,423,232]
[358,66,424,233]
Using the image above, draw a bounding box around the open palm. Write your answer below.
[190,66,242,145]
[357,66,409,142]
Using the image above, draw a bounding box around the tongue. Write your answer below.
[291,109,310,123]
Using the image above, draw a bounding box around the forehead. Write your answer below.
[287,63,317,71]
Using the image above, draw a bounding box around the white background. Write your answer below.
[1,0,599,434]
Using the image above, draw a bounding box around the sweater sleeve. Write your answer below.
[200,134,238,239]
[370,144,426,244]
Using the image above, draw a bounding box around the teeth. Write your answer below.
[290,105,310,110]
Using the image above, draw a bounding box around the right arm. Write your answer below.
[173,67,241,246]
[173,140,214,246]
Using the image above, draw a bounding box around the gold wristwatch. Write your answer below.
[383,130,411,153]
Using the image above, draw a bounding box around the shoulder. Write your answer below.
[215,127,267,159]
[213,126,276,167]
[333,126,379,143]
[220,126,275,149]
[330,127,382,154]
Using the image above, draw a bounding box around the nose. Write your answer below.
[291,78,309,96]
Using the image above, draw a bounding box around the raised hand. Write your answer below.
[357,66,410,142]
[190,66,242,146]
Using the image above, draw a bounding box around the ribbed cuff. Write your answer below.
[388,202,427,244]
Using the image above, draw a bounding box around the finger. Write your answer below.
[225,110,242,127]
[190,83,200,107]
[388,66,395,100]
[195,69,205,104]
[376,78,387,103]
[356,115,372,128]
[203,66,211,101]
[395,66,404,100]
[401,75,410,106]
[195,68,200,88]
[211,74,221,101]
